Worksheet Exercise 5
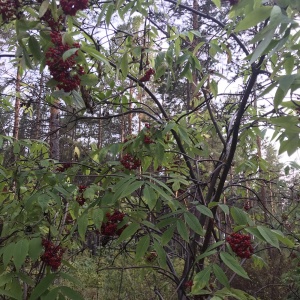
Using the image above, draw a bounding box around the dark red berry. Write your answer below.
[226,233,253,259]
[60,0,89,16]
[41,239,65,270]
[120,153,141,170]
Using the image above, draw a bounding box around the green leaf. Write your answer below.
[176,219,189,242]
[142,185,158,211]
[78,213,88,240]
[13,239,29,271]
[81,45,110,66]
[184,212,204,235]
[153,240,167,268]
[235,6,272,32]
[220,252,249,279]
[3,243,15,267]
[62,48,78,61]
[28,238,43,261]
[117,222,140,244]
[257,226,279,248]
[112,180,143,202]
[192,267,211,293]
[42,287,60,300]
[60,286,84,300]
[218,204,229,215]
[29,274,57,300]
[250,27,275,64]
[80,74,99,86]
[230,207,248,225]
[28,36,42,61]
[135,235,150,261]
[211,0,221,8]
[71,90,85,109]
[196,205,213,218]
[39,0,49,18]
[161,225,175,246]
[213,264,230,288]
[120,53,128,78]
[284,56,294,75]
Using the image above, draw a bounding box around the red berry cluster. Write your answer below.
[101,210,127,236]
[184,280,193,289]
[56,162,72,172]
[41,239,65,270]
[120,153,141,170]
[0,0,19,22]
[143,124,155,144]
[226,233,254,259]
[139,68,155,82]
[46,31,85,92]
[243,201,251,211]
[40,9,64,31]
[60,0,89,16]
[76,185,87,206]
[145,251,157,262]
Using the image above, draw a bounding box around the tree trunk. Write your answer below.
[49,100,60,160]
[13,65,21,139]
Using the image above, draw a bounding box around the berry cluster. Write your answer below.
[139,68,155,82]
[101,210,127,236]
[40,9,63,31]
[243,201,251,211]
[60,0,89,16]
[56,162,72,172]
[46,31,85,92]
[184,280,193,289]
[145,251,157,262]
[226,233,254,259]
[0,0,19,22]
[143,123,155,144]
[41,239,65,270]
[76,185,87,206]
[120,153,141,170]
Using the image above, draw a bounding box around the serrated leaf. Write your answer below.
[161,225,175,246]
[28,36,42,61]
[153,240,166,268]
[135,235,150,261]
[192,267,211,293]
[79,74,99,86]
[220,252,249,279]
[60,286,84,300]
[62,48,78,61]
[29,274,57,300]
[176,219,189,242]
[78,214,88,240]
[184,212,204,235]
[71,90,85,109]
[39,0,49,18]
[81,45,110,66]
[120,53,128,78]
[112,180,143,202]
[235,6,272,32]
[3,243,15,267]
[230,207,248,225]
[257,226,279,248]
[117,222,140,244]
[143,185,158,211]
[28,238,43,262]
[196,205,213,218]
[213,264,230,288]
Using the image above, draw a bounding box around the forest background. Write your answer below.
[1,0,300,299]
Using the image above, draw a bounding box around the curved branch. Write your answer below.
[164,0,250,57]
